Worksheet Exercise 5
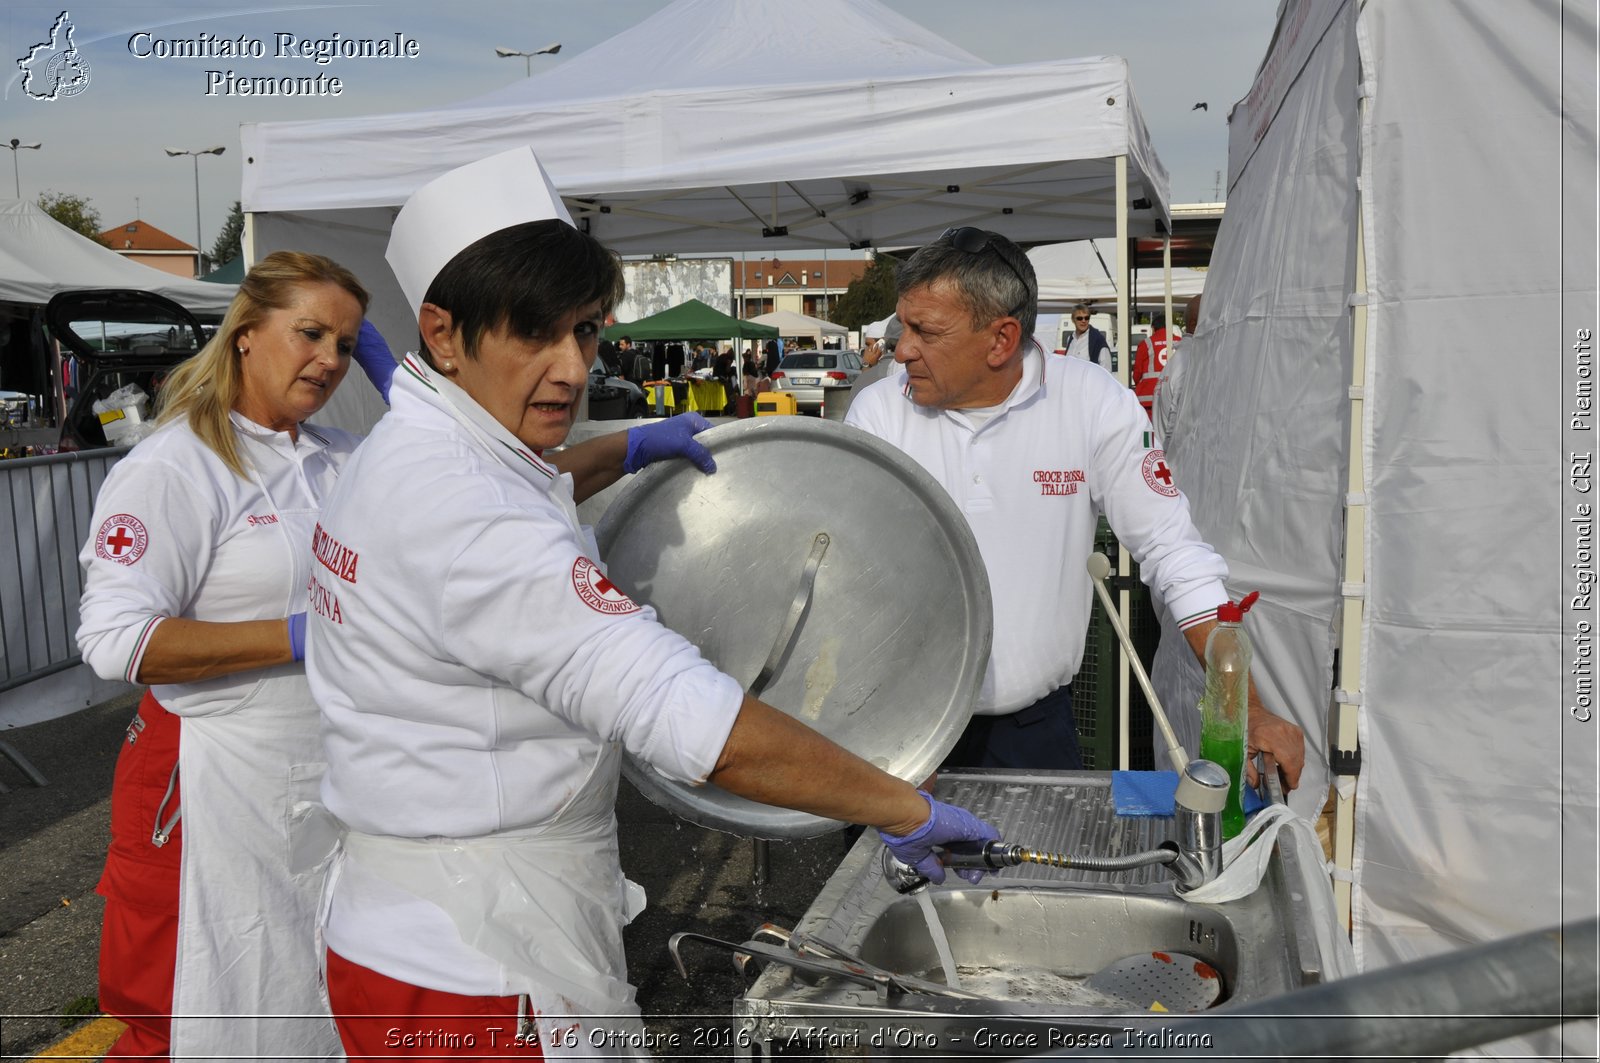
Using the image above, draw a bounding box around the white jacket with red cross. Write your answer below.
[845,347,1227,716]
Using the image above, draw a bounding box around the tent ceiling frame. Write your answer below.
[557,163,1145,253]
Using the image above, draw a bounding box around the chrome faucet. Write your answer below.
[885,760,1230,894]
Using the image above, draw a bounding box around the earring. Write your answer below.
[443,360,454,370]
[236,346,245,356]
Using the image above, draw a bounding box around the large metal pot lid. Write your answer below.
[595,417,992,839]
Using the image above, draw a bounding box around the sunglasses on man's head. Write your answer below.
[940,226,1032,319]
[1073,315,1090,322]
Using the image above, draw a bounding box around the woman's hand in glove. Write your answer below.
[623,412,716,474]
[351,320,396,403]
[878,791,1001,885]
[287,612,307,662]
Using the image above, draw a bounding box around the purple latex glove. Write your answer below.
[287,612,307,662]
[351,319,395,403]
[878,791,1002,886]
[623,412,716,474]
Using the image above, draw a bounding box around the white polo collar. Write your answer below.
[393,353,561,491]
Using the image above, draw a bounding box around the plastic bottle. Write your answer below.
[1198,591,1258,839]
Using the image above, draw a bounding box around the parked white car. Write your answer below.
[770,349,863,413]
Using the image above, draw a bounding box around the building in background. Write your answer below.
[97,220,199,278]
[734,255,868,319]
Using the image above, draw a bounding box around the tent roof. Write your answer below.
[747,309,848,337]
[458,0,985,104]
[607,298,778,342]
[862,314,896,340]
[241,0,1171,254]
[0,200,235,315]
[1029,239,1207,311]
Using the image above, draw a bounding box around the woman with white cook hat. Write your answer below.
[305,146,1000,1058]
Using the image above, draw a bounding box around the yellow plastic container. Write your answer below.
[755,392,798,416]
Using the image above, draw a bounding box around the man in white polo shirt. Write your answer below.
[845,227,1304,788]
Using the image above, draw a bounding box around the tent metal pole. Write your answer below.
[1163,236,1174,343]
[1333,93,1374,930]
[242,210,256,268]
[1114,154,1133,769]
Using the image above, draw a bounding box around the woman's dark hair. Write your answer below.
[420,219,624,365]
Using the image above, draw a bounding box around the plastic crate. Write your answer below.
[755,392,798,416]
[1073,518,1159,770]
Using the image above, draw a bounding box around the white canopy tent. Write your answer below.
[1152,1,1595,1056]
[861,315,895,341]
[0,199,235,315]
[1028,239,1206,311]
[864,315,902,340]
[240,0,1173,434]
[747,309,848,345]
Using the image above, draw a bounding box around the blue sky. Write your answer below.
[1,0,1277,252]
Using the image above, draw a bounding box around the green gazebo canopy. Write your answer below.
[201,256,245,283]
[605,298,777,342]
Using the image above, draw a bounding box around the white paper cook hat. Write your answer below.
[386,146,575,316]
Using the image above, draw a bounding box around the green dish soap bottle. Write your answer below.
[1198,591,1259,839]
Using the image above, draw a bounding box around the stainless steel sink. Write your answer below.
[854,887,1242,1007]
[732,769,1330,1056]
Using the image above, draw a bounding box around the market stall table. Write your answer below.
[644,379,728,416]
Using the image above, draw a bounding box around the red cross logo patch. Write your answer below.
[95,514,149,565]
[1141,451,1179,497]
[571,557,641,616]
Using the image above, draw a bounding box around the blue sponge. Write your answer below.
[1111,770,1266,817]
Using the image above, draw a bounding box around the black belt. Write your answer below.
[1002,685,1070,728]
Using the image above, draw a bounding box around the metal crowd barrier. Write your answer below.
[0,446,129,694]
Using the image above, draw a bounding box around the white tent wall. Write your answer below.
[1153,0,1358,825]
[1158,0,1597,1055]
[1355,1,1594,1037]
[245,207,399,439]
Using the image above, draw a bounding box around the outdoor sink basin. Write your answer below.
[734,770,1329,1054]
[853,886,1244,1009]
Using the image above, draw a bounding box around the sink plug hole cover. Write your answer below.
[1084,951,1223,1012]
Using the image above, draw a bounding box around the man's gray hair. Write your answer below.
[897,230,1038,340]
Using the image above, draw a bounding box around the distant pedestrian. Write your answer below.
[1063,303,1113,372]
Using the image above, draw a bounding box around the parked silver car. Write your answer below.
[770,349,864,413]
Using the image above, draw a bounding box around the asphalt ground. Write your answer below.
[0,695,850,1059]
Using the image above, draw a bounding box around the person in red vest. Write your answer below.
[1133,311,1175,420]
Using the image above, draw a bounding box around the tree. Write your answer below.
[37,191,103,243]
[210,201,244,267]
[828,254,899,330]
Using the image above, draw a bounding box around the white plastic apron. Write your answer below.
[169,442,343,1063]
[337,743,649,1059]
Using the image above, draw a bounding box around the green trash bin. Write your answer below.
[1073,518,1160,770]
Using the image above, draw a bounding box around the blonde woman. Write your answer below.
[79,251,392,1061]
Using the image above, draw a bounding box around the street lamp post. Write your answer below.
[165,146,225,276]
[6,139,42,199]
[494,43,561,77]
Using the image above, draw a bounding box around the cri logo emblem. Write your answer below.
[571,557,640,615]
[95,514,149,565]
[17,11,93,102]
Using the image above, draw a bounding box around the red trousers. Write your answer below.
[326,950,544,1059]
[96,690,183,1061]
